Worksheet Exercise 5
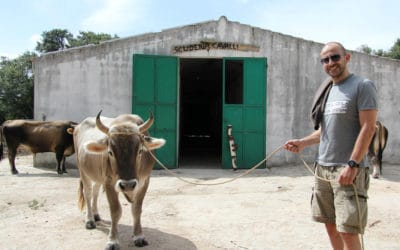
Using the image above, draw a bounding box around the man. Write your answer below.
[284,42,378,250]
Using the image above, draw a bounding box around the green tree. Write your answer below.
[387,38,400,60]
[356,43,395,58]
[357,44,372,54]
[35,29,73,53]
[373,49,386,57]
[69,31,119,47]
[35,29,119,53]
[0,52,36,123]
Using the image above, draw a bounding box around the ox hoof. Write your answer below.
[57,170,64,175]
[134,237,148,247]
[11,169,19,175]
[85,220,96,229]
[372,170,380,179]
[94,214,101,222]
[105,242,120,250]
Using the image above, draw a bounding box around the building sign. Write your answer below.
[172,40,260,53]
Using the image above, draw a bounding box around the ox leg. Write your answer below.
[131,179,150,247]
[372,166,380,179]
[92,183,101,222]
[55,151,64,174]
[370,155,380,179]
[378,151,383,176]
[7,147,18,175]
[104,184,122,250]
[82,179,97,229]
[61,156,68,174]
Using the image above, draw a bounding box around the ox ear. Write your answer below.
[66,128,74,135]
[143,137,166,151]
[84,140,108,153]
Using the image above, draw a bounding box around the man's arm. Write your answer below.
[284,128,321,153]
[349,109,378,163]
[338,109,377,185]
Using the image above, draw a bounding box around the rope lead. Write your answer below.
[147,145,283,186]
[147,145,364,249]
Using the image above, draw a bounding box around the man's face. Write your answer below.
[320,44,349,79]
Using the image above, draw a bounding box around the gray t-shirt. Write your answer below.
[317,74,378,167]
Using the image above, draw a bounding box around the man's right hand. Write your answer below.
[283,139,304,153]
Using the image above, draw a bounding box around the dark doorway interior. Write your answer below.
[179,59,222,168]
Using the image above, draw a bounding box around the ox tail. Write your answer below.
[381,126,389,152]
[379,125,389,174]
[78,180,86,211]
[0,126,4,161]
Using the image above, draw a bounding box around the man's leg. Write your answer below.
[340,232,361,250]
[334,168,368,250]
[325,223,343,250]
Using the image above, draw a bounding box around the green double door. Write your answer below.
[132,54,267,169]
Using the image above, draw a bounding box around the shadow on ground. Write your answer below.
[95,220,196,250]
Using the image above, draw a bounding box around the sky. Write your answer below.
[1,0,399,59]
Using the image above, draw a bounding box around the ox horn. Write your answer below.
[139,111,154,133]
[96,110,109,135]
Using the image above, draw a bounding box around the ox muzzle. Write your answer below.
[115,179,138,192]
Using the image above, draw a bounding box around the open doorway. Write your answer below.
[179,58,223,168]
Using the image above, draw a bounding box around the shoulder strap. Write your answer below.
[310,77,333,130]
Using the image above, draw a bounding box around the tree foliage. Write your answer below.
[387,38,400,60]
[357,44,373,55]
[35,29,73,53]
[373,49,386,57]
[35,29,119,53]
[357,39,400,60]
[356,44,390,57]
[69,31,119,47]
[0,52,36,123]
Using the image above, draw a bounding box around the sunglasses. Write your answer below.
[320,54,342,64]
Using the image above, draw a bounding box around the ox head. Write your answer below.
[86,111,165,195]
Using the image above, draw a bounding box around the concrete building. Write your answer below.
[33,16,400,169]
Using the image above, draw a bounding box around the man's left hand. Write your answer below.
[338,166,358,185]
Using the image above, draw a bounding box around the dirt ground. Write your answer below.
[0,154,399,250]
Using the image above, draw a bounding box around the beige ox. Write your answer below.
[73,111,165,249]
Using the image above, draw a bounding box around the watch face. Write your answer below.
[348,160,358,168]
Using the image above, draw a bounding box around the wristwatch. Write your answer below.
[347,160,360,168]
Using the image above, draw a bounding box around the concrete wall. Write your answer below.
[33,16,400,167]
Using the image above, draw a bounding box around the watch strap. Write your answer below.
[347,160,360,168]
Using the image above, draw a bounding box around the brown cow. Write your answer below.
[368,120,388,178]
[73,111,165,249]
[0,120,76,174]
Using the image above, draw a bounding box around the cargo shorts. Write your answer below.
[311,163,370,234]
